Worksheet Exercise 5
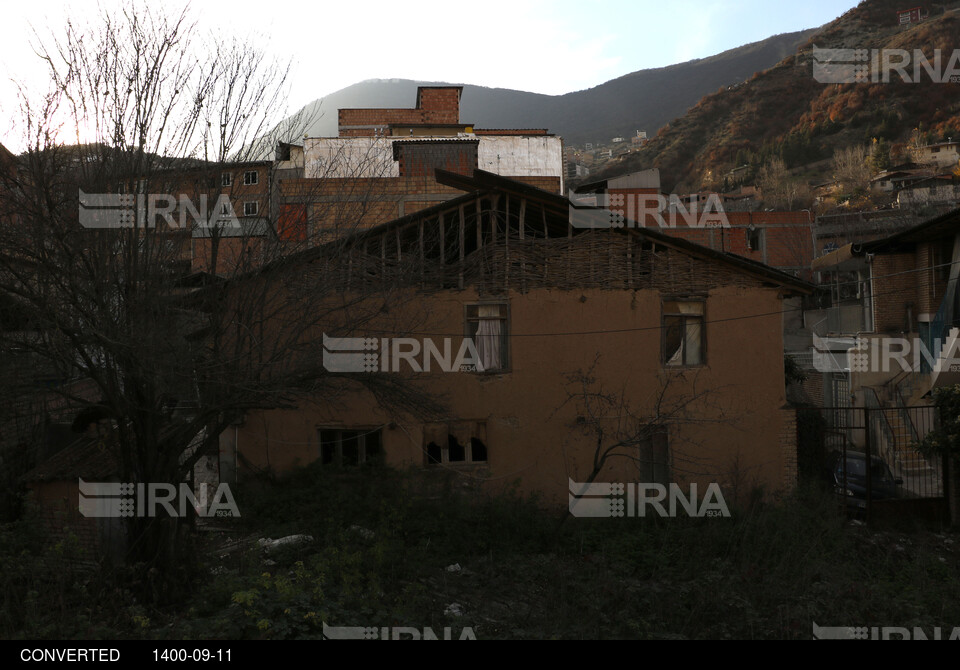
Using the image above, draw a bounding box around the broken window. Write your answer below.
[637,427,670,485]
[423,421,488,465]
[662,300,705,367]
[318,428,382,467]
[465,303,508,372]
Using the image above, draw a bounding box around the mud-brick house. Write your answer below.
[225,170,814,507]
[21,424,126,563]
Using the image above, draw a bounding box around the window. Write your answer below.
[318,428,382,466]
[465,303,508,372]
[424,422,487,465]
[243,201,259,216]
[746,226,762,252]
[662,300,705,367]
[637,427,669,485]
[221,172,232,187]
[244,170,259,185]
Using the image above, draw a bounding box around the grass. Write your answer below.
[3,463,959,639]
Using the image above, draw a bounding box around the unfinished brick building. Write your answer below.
[282,86,564,241]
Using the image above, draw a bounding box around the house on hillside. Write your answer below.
[914,140,960,169]
[221,169,814,508]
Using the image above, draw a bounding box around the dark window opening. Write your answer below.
[424,422,487,465]
[470,437,487,462]
[448,435,466,462]
[318,428,383,467]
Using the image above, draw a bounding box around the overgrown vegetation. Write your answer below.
[4,464,958,640]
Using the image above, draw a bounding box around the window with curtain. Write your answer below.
[466,303,508,372]
[663,300,705,367]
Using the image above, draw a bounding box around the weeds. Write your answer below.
[3,466,959,639]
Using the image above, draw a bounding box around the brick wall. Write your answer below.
[511,176,562,194]
[872,252,919,333]
[279,173,562,235]
[417,87,460,116]
[338,88,461,136]
[396,142,478,178]
[917,241,939,315]
[780,408,798,490]
[800,373,824,407]
[191,237,265,275]
[600,198,814,275]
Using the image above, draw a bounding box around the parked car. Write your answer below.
[830,450,903,512]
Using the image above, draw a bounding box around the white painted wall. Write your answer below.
[898,183,960,207]
[476,136,564,179]
[304,135,564,183]
[304,137,399,179]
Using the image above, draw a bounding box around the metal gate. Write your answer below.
[800,404,949,523]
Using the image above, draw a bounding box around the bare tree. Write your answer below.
[832,145,872,206]
[556,356,745,497]
[757,157,812,210]
[0,3,439,598]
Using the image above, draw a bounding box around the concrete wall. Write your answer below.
[476,136,564,180]
[305,136,564,185]
[305,138,399,179]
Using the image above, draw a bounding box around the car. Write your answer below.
[830,450,903,512]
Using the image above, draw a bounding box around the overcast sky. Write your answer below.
[0,0,855,149]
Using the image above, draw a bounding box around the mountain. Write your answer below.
[594,0,960,191]
[285,28,819,146]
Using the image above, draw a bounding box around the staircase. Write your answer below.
[882,409,932,474]
[867,381,934,476]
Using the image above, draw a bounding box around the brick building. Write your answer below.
[287,86,564,241]
[575,169,816,279]
[809,208,960,405]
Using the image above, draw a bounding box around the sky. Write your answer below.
[0,0,856,149]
